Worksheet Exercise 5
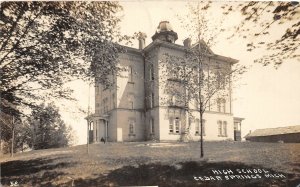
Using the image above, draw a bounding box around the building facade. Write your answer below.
[86,21,244,142]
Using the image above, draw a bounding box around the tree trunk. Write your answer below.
[200,111,204,158]
[11,118,15,157]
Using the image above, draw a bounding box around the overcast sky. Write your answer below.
[66,1,300,145]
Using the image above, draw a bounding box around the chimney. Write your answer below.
[138,32,147,49]
[183,38,192,48]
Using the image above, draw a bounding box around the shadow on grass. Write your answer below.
[1,156,76,186]
[74,161,300,187]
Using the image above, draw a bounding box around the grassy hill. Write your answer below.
[1,142,300,186]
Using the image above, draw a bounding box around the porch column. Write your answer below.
[105,120,108,142]
[87,120,90,154]
[93,120,97,142]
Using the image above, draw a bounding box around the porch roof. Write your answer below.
[85,113,109,121]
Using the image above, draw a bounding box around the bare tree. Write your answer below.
[157,2,246,158]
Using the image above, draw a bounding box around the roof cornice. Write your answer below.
[142,40,239,64]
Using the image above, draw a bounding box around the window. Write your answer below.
[218,120,227,137]
[112,93,116,108]
[128,66,133,82]
[103,98,109,113]
[169,118,174,133]
[195,119,205,135]
[150,63,154,80]
[217,99,221,112]
[192,66,199,83]
[175,118,180,133]
[202,119,206,135]
[150,92,154,108]
[195,119,200,134]
[150,118,154,134]
[129,120,135,134]
[216,71,226,89]
[188,118,193,129]
[218,121,222,136]
[128,94,134,109]
[169,95,176,106]
[194,99,198,109]
[223,121,227,136]
[217,98,226,113]
[222,99,226,113]
[129,101,134,109]
[222,100,226,113]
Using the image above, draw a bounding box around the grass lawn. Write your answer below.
[1,141,300,186]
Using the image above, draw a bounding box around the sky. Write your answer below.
[65,1,300,145]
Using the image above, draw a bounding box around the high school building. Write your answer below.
[86,21,244,142]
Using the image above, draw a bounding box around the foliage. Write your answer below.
[0,1,126,117]
[0,112,13,143]
[0,112,31,153]
[221,1,300,67]
[27,103,74,150]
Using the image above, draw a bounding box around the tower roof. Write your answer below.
[156,21,174,33]
[152,21,178,43]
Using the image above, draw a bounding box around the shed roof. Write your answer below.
[245,125,300,138]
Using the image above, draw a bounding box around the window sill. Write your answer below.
[195,133,206,136]
[128,81,135,84]
[128,134,136,136]
[169,132,180,135]
[218,135,228,137]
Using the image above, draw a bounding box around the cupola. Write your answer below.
[151,21,178,43]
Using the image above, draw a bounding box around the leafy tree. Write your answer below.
[27,103,73,150]
[0,1,126,117]
[221,1,299,67]
[0,112,31,154]
[0,111,14,154]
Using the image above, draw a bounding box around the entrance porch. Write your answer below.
[85,114,109,143]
